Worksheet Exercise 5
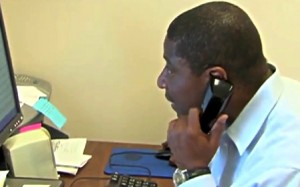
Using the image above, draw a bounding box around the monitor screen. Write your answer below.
[0,6,23,145]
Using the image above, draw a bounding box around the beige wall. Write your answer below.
[1,0,299,145]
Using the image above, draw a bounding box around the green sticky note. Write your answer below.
[33,98,67,128]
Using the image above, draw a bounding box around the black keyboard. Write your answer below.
[108,173,158,187]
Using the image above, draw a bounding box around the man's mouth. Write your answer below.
[165,93,173,103]
[165,94,176,109]
[165,93,181,115]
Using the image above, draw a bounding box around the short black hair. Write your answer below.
[167,1,266,80]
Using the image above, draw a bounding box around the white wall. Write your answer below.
[1,0,299,145]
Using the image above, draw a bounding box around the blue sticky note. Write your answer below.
[33,97,67,128]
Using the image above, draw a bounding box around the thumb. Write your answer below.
[209,114,228,148]
[187,108,201,132]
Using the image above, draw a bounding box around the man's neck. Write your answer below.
[225,65,273,125]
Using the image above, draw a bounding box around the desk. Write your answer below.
[60,141,174,187]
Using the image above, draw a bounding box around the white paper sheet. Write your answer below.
[17,86,46,107]
[51,138,92,175]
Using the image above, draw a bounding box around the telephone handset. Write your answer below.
[200,75,233,133]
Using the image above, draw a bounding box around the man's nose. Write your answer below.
[157,71,166,89]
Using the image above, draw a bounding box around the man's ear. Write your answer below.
[206,66,228,80]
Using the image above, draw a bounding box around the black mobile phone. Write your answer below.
[200,75,233,133]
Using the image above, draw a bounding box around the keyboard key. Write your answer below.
[108,173,158,187]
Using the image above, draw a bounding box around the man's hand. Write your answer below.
[159,141,177,167]
[167,108,228,170]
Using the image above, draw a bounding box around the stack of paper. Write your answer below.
[17,86,46,107]
[51,138,92,175]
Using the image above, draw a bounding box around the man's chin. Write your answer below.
[171,103,187,117]
[171,103,179,117]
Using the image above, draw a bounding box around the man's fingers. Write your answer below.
[187,108,201,133]
[210,114,228,148]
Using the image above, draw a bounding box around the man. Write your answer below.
[157,1,300,187]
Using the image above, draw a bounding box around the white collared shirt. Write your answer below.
[179,64,300,187]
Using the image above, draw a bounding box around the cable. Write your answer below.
[69,176,110,187]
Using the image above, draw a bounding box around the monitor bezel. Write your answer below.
[0,6,23,145]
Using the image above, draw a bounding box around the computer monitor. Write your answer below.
[0,6,23,146]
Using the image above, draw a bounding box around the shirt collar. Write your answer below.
[226,64,284,156]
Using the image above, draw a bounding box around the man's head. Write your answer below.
[157,1,269,117]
